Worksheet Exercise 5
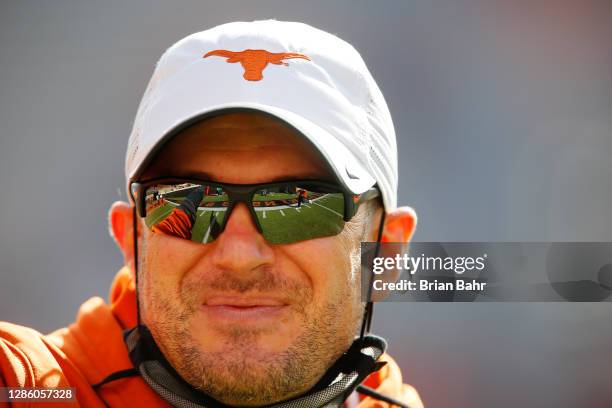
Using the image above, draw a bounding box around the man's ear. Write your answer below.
[381,206,417,243]
[108,201,140,273]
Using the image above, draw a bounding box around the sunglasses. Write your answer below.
[130,178,379,245]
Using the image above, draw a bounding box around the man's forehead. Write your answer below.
[180,113,314,150]
[142,112,334,182]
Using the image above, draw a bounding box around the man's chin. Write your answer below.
[190,308,302,352]
[174,342,312,407]
[193,330,298,361]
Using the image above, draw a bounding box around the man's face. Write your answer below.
[138,112,370,406]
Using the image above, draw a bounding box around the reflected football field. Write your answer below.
[145,192,346,244]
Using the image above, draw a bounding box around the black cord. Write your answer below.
[355,212,415,408]
[90,209,143,407]
[357,384,411,408]
[132,206,142,326]
[92,368,139,408]
[360,210,386,339]
[92,368,139,390]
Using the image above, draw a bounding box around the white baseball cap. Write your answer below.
[125,20,398,209]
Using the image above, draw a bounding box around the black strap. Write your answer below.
[356,384,411,408]
[132,206,142,326]
[92,368,139,390]
[360,210,386,339]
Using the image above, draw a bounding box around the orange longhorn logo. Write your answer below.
[203,49,311,81]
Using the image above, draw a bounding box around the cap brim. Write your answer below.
[129,103,376,195]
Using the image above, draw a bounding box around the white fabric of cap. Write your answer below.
[125,20,398,209]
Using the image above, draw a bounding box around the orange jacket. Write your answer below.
[0,268,423,407]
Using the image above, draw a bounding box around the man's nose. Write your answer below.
[210,203,274,272]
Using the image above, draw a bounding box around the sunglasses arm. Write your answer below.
[352,187,380,213]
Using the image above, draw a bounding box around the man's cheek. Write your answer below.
[140,236,200,317]
[146,234,204,276]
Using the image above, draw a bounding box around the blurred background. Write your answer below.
[1,1,611,406]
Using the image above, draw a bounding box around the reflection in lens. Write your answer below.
[253,185,345,244]
[145,183,229,242]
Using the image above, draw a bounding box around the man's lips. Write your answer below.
[202,296,289,324]
[205,296,287,307]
